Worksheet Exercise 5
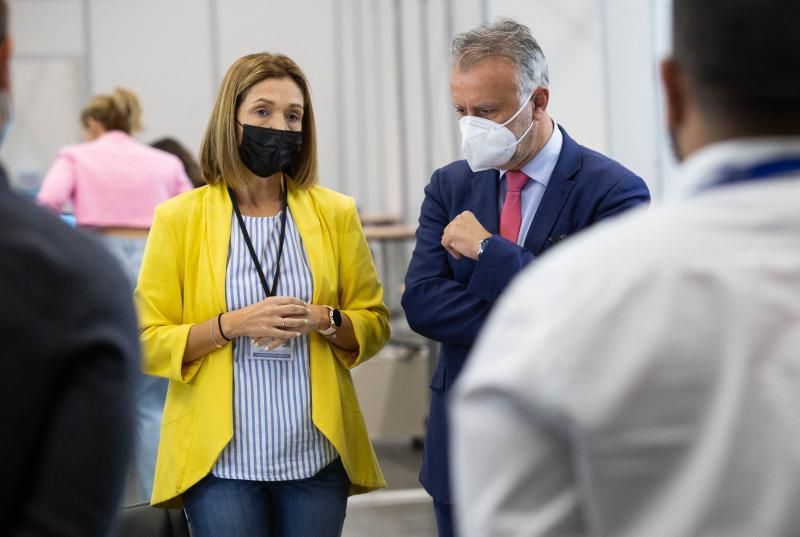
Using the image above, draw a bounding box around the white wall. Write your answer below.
[601,0,668,199]
[490,0,607,153]
[2,0,672,210]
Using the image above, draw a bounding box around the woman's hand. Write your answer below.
[222,296,310,348]
[251,303,330,350]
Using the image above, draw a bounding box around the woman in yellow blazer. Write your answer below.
[135,52,389,536]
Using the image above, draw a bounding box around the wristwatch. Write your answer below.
[476,237,491,258]
[318,306,342,336]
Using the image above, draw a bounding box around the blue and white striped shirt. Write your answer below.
[213,207,338,481]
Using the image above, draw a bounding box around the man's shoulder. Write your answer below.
[0,191,127,287]
[572,141,643,187]
[0,190,137,345]
[428,160,490,194]
[460,204,688,402]
[556,126,643,188]
[506,202,691,341]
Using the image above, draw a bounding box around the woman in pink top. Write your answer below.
[38,87,191,230]
[37,87,192,503]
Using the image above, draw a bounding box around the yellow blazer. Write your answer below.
[134,180,390,507]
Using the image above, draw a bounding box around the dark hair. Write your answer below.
[673,0,800,133]
[151,137,205,188]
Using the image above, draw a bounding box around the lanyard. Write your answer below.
[708,157,800,190]
[228,177,288,298]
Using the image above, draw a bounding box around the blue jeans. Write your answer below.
[95,233,167,501]
[183,458,350,537]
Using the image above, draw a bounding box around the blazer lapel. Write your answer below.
[286,182,328,306]
[204,182,233,313]
[524,126,581,254]
[469,168,501,234]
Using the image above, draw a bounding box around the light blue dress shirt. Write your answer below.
[497,120,563,245]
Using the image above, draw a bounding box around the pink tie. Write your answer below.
[500,170,529,242]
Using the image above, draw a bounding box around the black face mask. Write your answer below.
[238,123,303,178]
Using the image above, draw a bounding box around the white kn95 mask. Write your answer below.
[459,93,536,172]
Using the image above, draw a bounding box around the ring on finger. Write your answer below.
[281,319,286,329]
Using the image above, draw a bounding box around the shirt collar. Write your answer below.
[676,136,800,198]
[499,119,563,188]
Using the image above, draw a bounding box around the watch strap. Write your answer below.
[318,305,338,336]
[477,237,491,258]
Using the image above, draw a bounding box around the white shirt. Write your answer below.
[451,138,800,537]
[497,120,563,244]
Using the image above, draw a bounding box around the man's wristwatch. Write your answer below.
[476,236,491,258]
[318,306,342,336]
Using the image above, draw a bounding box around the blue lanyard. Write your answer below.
[709,157,800,190]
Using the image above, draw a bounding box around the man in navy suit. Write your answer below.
[401,18,650,537]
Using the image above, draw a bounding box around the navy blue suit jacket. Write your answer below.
[401,126,651,504]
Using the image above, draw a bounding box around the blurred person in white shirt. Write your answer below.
[451,0,800,536]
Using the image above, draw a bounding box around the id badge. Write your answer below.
[249,338,293,361]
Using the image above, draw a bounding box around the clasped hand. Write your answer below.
[233,296,326,351]
[441,210,492,260]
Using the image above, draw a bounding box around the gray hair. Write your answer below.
[450,18,549,103]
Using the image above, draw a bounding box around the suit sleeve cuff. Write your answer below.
[467,236,533,302]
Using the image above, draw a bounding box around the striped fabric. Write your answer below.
[212,207,338,481]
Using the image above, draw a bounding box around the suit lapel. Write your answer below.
[204,182,233,313]
[470,169,501,234]
[524,126,581,254]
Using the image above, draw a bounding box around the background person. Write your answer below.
[36,87,193,502]
[401,18,650,537]
[135,52,389,536]
[0,1,140,534]
[151,136,205,188]
[452,1,800,536]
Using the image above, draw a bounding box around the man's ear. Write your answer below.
[660,57,686,132]
[531,87,549,120]
[0,36,13,90]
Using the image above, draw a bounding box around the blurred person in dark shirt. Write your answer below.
[0,2,140,535]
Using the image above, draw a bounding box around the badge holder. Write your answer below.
[249,338,293,361]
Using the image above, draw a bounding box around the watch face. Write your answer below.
[332,308,343,327]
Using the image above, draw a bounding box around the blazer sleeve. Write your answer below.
[466,235,536,303]
[134,206,201,383]
[332,197,391,368]
[402,171,496,347]
[36,150,77,213]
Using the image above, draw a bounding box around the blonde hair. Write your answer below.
[81,87,142,134]
[199,52,319,189]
